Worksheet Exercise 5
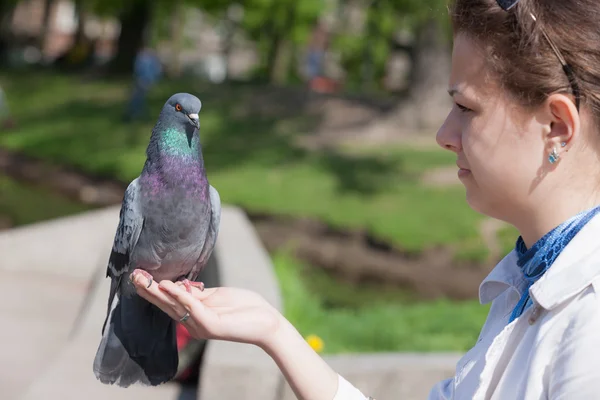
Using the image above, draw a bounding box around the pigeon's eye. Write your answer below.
[175,103,182,112]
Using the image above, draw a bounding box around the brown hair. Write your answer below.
[451,0,600,124]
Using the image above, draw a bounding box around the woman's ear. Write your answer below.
[545,93,580,148]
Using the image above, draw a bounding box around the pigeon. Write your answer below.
[93,93,221,387]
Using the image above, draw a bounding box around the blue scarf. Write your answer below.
[509,205,600,323]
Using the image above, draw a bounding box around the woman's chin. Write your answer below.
[464,188,486,215]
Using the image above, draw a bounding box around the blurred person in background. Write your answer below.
[305,21,338,94]
[125,45,162,122]
[131,0,600,398]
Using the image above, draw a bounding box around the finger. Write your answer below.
[164,282,231,340]
[174,281,221,300]
[131,272,188,320]
[158,281,220,330]
[158,280,200,311]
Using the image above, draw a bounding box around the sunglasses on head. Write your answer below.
[496,0,580,110]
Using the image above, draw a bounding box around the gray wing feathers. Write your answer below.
[107,177,144,279]
[102,177,144,333]
[208,184,221,242]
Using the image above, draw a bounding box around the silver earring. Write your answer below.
[549,147,560,164]
[561,142,567,147]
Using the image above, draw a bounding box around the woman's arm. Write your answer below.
[261,316,368,400]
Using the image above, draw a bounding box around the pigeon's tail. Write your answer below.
[93,290,179,387]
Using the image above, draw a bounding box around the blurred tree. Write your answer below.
[391,0,451,130]
[110,0,152,74]
[155,0,235,78]
[333,0,448,91]
[72,0,87,45]
[38,0,56,51]
[85,0,157,74]
[221,4,245,81]
[241,0,325,84]
[0,0,18,65]
[167,0,185,77]
[52,0,96,71]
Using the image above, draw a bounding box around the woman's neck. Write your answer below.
[513,193,600,248]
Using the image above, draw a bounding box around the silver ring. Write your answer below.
[180,312,190,323]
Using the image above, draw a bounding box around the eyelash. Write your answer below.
[456,103,471,113]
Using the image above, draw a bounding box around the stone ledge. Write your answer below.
[280,353,461,400]
[0,206,118,279]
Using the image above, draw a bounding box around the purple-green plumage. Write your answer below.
[93,93,221,387]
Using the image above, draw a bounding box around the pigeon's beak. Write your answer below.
[187,113,199,130]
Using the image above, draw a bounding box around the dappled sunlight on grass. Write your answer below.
[273,250,490,353]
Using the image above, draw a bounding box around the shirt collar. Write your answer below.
[530,212,600,310]
[479,250,525,304]
[478,212,600,308]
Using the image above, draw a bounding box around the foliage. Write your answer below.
[331,0,452,91]
[23,0,455,86]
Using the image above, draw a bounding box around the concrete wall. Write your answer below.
[0,205,460,400]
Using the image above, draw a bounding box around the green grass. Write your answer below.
[0,174,90,226]
[0,70,495,261]
[274,250,490,353]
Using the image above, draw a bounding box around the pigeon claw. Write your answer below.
[182,279,205,293]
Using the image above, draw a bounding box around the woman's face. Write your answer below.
[436,33,556,223]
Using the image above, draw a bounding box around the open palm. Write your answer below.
[131,270,282,348]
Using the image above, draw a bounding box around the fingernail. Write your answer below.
[130,271,147,287]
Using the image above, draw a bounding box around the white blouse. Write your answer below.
[333,213,600,399]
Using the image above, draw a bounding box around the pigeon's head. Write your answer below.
[162,93,202,131]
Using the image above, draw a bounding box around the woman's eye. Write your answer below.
[456,103,471,112]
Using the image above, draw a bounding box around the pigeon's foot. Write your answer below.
[182,279,205,293]
[132,269,154,288]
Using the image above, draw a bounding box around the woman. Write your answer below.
[131,0,600,398]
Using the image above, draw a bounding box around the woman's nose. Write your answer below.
[436,111,461,153]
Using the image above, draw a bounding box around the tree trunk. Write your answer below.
[110,0,152,74]
[389,17,451,134]
[38,0,55,53]
[263,4,281,82]
[271,4,296,84]
[73,0,86,44]
[222,23,234,82]
[168,0,185,77]
[0,0,16,65]
[407,17,452,130]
